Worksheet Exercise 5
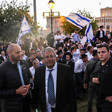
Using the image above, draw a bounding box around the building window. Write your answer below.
[107,25,110,29]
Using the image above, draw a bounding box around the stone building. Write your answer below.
[95,7,112,32]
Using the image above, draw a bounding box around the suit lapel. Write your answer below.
[41,66,46,108]
[56,64,61,105]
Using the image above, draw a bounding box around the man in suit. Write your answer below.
[32,47,77,112]
[95,26,105,42]
[65,52,74,75]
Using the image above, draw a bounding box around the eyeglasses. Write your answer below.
[44,55,55,59]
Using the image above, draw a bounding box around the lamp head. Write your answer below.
[48,0,55,9]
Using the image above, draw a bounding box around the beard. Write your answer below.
[11,54,21,62]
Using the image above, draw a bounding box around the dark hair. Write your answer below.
[100,25,103,28]
[64,47,68,52]
[57,50,63,55]
[71,47,76,51]
[97,43,109,52]
[87,46,92,51]
[92,50,97,56]
[81,54,87,59]
[65,52,72,59]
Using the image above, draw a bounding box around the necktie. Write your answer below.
[48,69,55,105]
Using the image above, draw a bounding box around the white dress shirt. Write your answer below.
[100,30,103,38]
[29,66,35,79]
[74,59,84,73]
[86,52,93,61]
[45,62,57,112]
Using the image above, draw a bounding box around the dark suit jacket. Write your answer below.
[32,63,77,112]
[0,56,4,64]
[95,30,105,39]
[66,60,74,75]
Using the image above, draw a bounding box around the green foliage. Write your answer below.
[0,0,39,42]
[61,9,98,35]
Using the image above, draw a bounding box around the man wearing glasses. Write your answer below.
[32,47,77,112]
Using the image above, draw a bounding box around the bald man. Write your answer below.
[0,43,33,112]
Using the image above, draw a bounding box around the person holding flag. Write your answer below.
[17,15,32,45]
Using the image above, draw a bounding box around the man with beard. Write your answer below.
[32,47,77,112]
[0,43,33,112]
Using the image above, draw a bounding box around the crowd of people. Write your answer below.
[0,25,112,112]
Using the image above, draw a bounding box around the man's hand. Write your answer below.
[22,84,31,96]
[16,85,27,95]
[92,77,100,84]
[105,96,112,102]
[16,84,31,96]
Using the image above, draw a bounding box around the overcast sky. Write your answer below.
[0,0,112,29]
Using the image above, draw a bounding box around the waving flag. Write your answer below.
[80,36,87,46]
[66,13,91,29]
[85,23,94,42]
[17,15,31,45]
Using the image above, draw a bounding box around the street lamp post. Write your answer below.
[34,0,37,23]
[48,0,54,34]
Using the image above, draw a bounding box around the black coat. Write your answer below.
[83,58,100,86]
[0,56,4,64]
[94,58,112,108]
[0,59,33,112]
[95,30,105,40]
[66,60,74,75]
[32,63,77,112]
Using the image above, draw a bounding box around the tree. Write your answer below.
[61,9,98,35]
[0,0,40,42]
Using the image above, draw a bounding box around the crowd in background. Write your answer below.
[0,25,112,112]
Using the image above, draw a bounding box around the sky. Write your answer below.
[0,0,112,29]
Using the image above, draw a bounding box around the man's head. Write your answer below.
[81,54,88,63]
[92,50,98,59]
[65,52,72,62]
[57,50,63,59]
[43,47,56,69]
[35,50,42,59]
[80,49,85,56]
[87,46,93,54]
[7,43,22,63]
[97,43,110,63]
[32,59,39,68]
[1,50,5,56]
[100,25,103,30]
[74,29,78,33]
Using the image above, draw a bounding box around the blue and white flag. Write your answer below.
[66,13,91,29]
[17,15,31,45]
[80,36,87,46]
[85,23,94,41]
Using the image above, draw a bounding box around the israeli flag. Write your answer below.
[80,36,87,46]
[17,15,31,45]
[85,23,94,41]
[66,13,91,29]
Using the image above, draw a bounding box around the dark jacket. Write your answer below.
[0,56,4,64]
[83,58,100,87]
[66,59,74,75]
[95,30,105,39]
[95,58,112,108]
[0,59,33,112]
[32,63,77,112]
